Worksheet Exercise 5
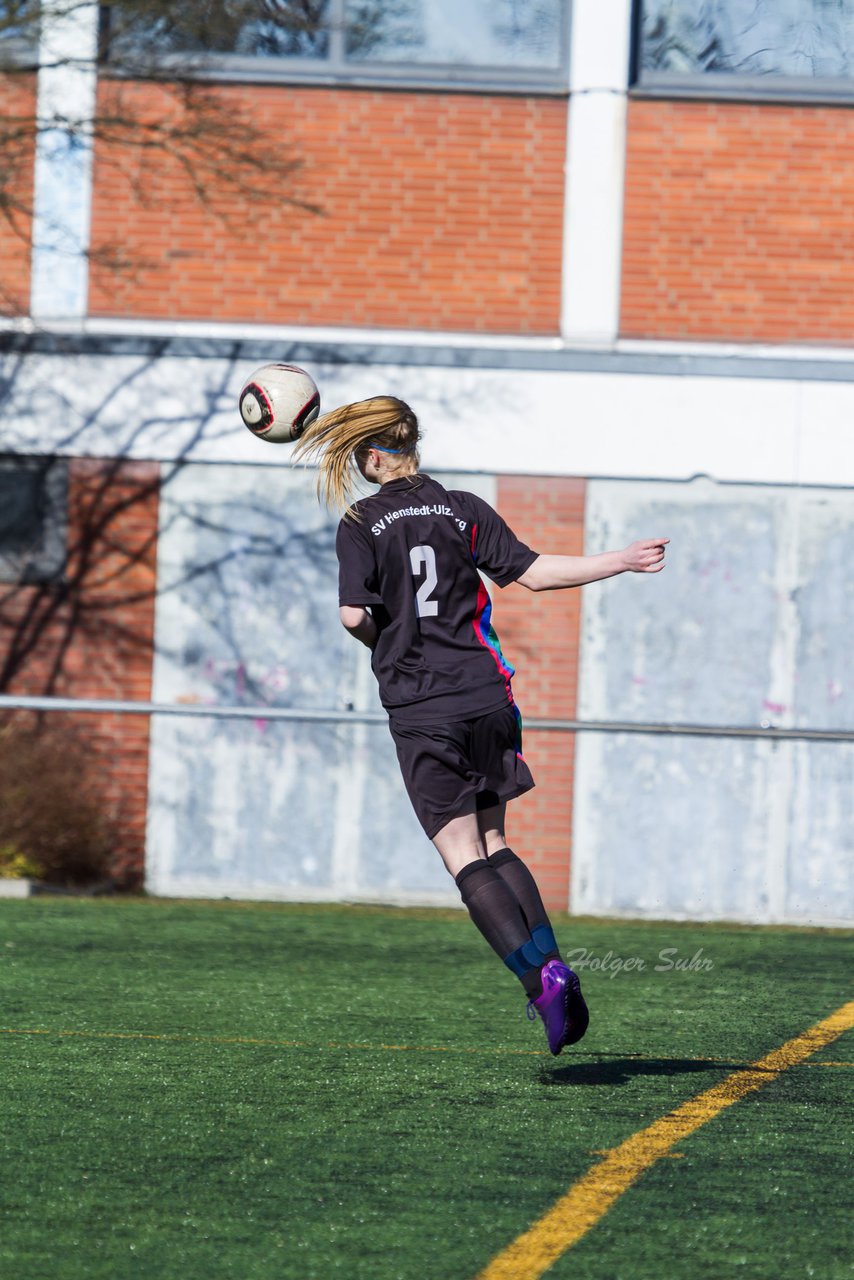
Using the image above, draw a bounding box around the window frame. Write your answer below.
[99,0,571,97]
[0,456,68,587]
[630,0,854,105]
[0,0,40,60]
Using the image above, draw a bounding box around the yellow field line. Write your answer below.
[475,1000,854,1280]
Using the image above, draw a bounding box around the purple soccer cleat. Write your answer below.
[527,959,589,1055]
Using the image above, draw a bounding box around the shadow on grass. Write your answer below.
[540,1057,729,1087]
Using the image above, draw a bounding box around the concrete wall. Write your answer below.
[4,340,854,488]
[145,461,495,904]
[573,478,854,924]
[2,341,852,919]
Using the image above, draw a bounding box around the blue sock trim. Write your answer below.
[531,924,558,958]
[504,939,543,978]
[503,949,528,979]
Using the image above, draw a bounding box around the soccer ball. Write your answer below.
[238,363,321,443]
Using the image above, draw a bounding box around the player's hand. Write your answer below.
[622,538,669,573]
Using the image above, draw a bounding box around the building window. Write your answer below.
[635,0,854,99]
[0,0,38,39]
[0,0,40,58]
[0,457,67,585]
[100,0,568,92]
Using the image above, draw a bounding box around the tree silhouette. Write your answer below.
[0,0,331,317]
[0,344,345,888]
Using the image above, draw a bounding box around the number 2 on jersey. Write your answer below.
[410,544,439,617]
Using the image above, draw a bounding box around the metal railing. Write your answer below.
[1,694,852,743]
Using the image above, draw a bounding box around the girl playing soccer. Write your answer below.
[294,397,668,1055]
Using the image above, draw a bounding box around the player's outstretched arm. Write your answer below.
[340,605,378,649]
[517,539,669,592]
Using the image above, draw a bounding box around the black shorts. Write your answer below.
[388,702,535,839]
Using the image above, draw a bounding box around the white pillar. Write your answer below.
[30,0,99,321]
[561,0,633,346]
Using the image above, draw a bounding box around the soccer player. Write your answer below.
[294,397,668,1055]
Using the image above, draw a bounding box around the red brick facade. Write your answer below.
[0,73,36,316]
[494,476,586,912]
[621,98,854,343]
[87,81,566,334]
[0,459,161,887]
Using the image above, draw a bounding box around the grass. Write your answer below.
[0,898,851,1279]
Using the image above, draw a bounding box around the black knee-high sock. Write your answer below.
[454,860,544,997]
[487,847,561,963]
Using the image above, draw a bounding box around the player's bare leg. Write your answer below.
[431,807,488,878]
[476,802,509,857]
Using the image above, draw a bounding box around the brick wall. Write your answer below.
[0,459,160,887]
[495,476,586,913]
[622,98,854,344]
[88,81,566,334]
[0,72,36,316]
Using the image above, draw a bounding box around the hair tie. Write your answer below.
[367,440,405,454]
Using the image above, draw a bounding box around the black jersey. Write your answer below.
[336,473,537,725]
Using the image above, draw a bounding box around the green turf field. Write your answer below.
[0,898,851,1279]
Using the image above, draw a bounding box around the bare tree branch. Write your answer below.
[0,0,328,303]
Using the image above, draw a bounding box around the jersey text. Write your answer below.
[371,505,467,538]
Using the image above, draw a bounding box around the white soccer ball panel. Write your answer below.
[238,364,320,443]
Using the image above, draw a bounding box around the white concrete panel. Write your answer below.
[145,463,353,900]
[30,1,99,319]
[573,477,854,925]
[786,743,854,923]
[562,0,632,343]
[562,93,628,344]
[4,349,853,487]
[793,494,854,731]
[797,380,854,488]
[572,733,778,922]
[145,460,495,904]
[578,477,782,727]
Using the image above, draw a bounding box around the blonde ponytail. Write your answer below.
[293,396,421,513]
